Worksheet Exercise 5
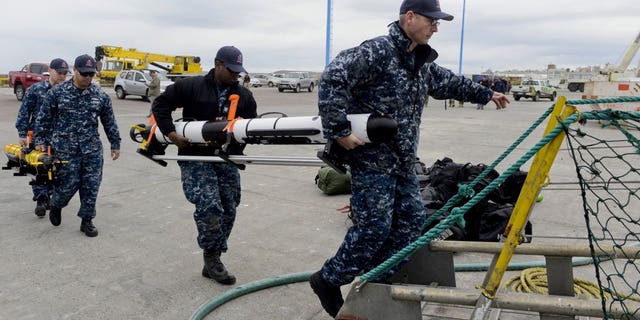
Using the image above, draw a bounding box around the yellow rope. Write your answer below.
[572,107,582,123]
[503,267,640,302]
[541,175,551,188]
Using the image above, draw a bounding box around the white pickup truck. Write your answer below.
[511,79,557,101]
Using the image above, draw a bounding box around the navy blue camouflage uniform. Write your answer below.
[318,21,494,286]
[153,69,257,252]
[34,80,121,220]
[15,80,55,201]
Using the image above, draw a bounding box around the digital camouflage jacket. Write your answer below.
[318,21,493,175]
[15,80,53,138]
[34,80,121,154]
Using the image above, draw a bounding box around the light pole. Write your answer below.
[457,0,466,76]
[325,0,333,67]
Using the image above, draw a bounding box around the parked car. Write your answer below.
[114,69,171,100]
[511,79,557,101]
[249,78,262,87]
[277,72,315,93]
[267,73,284,87]
[8,62,49,101]
[251,74,269,86]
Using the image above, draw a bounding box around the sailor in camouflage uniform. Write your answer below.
[15,58,69,217]
[34,54,121,237]
[153,46,257,285]
[309,0,510,317]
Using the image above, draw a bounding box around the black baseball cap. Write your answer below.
[400,0,454,21]
[49,58,69,73]
[215,46,246,73]
[74,54,97,73]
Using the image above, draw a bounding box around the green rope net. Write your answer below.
[563,109,640,319]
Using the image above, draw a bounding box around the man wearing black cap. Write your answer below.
[152,46,257,285]
[34,54,121,237]
[310,0,509,317]
[15,58,70,217]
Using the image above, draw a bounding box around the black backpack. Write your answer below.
[420,158,532,242]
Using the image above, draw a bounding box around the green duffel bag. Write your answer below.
[315,166,351,195]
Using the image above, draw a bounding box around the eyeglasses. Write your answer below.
[79,71,96,77]
[414,13,440,27]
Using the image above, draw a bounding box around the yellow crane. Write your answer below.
[95,45,203,80]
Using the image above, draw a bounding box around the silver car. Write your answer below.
[277,72,314,93]
[114,69,171,100]
[267,73,284,87]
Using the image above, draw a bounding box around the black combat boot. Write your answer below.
[49,206,62,226]
[202,250,236,285]
[80,219,98,237]
[34,196,49,217]
[309,270,344,318]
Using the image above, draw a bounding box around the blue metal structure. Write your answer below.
[325,0,332,67]
[457,0,467,76]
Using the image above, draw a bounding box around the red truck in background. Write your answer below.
[8,62,49,101]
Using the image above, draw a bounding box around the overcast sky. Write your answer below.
[1,0,638,75]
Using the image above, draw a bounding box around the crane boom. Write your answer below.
[601,31,640,75]
[617,31,640,73]
[95,45,203,80]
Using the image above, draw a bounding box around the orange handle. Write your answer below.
[143,115,158,150]
[227,94,239,120]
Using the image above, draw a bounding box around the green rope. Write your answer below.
[579,109,640,122]
[457,183,476,198]
[361,97,640,284]
[587,109,640,153]
[565,96,640,105]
